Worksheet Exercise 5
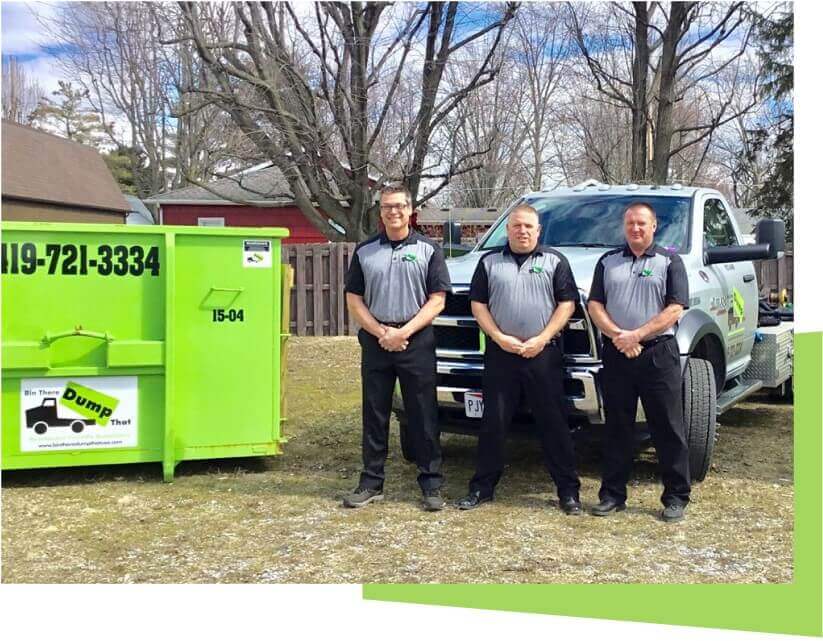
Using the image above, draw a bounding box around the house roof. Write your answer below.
[144,164,294,205]
[1,120,129,213]
[417,206,503,225]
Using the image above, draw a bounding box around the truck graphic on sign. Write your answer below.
[25,397,96,435]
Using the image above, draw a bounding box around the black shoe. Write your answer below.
[661,503,686,522]
[455,491,492,511]
[559,496,582,515]
[342,486,384,508]
[591,497,626,517]
[422,488,445,512]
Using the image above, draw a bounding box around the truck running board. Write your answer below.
[717,379,764,414]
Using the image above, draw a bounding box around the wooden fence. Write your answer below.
[283,244,795,336]
[282,243,357,336]
[754,251,793,300]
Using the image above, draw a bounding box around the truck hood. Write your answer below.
[446,246,614,296]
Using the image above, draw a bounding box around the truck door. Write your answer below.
[701,196,758,378]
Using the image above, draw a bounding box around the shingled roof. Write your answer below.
[144,164,294,204]
[1,120,129,213]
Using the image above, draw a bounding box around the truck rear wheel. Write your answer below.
[682,357,717,482]
[71,420,86,434]
[394,411,416,463]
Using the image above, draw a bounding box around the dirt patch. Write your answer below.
[2,337,793,583]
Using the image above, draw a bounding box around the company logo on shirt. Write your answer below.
[402,253,417,262]
[529,265,544,274]
[639,268,654,277]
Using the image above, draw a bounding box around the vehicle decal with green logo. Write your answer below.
[732,287,746,320]
[61,381,120,426]
[727,287,746,336]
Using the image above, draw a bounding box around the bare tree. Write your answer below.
[438,33,531,208]
[40,2,235,197]
[2,56,44,124]
[569,2,758,184]
[512,3,573,191]
[442,3,574,206]
[170,2,518,241]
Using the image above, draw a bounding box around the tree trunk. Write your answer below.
[406,3,454,203]
[631,2,649,182]
[652,2,690,183]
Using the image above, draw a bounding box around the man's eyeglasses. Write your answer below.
[380,203,409,212]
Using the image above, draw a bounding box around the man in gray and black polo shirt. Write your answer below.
[456,205,582,514]
[587,201,691,522]
[342,183,451,511]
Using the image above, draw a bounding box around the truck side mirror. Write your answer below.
[755,219,785,259]
[444,221,462,246]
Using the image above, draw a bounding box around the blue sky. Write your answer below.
[2,1,69,94]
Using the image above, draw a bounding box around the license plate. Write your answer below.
[464,391,484,418]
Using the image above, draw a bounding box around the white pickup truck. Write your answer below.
[394,182,793,481]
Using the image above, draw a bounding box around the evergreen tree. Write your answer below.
[102,146,150,195]
[28,81,109,147]
[745,5,793,239]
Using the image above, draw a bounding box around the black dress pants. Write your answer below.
[357,326,442,492]
[599,337,691,507]
[469,342,581,500]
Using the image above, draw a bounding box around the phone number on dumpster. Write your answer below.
[1,243,161,277]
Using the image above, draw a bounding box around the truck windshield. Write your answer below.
[478,194,691,253]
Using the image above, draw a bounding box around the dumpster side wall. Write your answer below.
[2,223,287,479]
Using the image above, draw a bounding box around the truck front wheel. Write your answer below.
[33,422,48,435]
[682,357,718,482]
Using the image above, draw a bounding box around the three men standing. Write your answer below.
[455,205,583,514]
[587,202,691,522]
[342,189,690,522]
[342,183,452,511]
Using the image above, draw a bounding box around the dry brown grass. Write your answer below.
[2,337,793,583]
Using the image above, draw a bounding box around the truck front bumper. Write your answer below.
[393,361,605,425]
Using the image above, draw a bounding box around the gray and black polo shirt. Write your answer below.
[588,243,689,337]
[469,244,580,340]
[344,230,452,323]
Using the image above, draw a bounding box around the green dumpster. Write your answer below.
[1,221,290,481]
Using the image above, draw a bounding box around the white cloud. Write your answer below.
[2,2,68,94]
[1,1,58,55]
[22,49,68,94]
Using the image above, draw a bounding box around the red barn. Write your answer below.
[144,164,328,243]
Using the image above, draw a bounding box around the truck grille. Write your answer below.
[433,325,480,351]
[443,291,471,316]
[434,291,597,361]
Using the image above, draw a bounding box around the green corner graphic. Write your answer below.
[364,332,822,637]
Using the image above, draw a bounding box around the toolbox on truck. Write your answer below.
[745,322,794,389]
[1,221,290,481]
